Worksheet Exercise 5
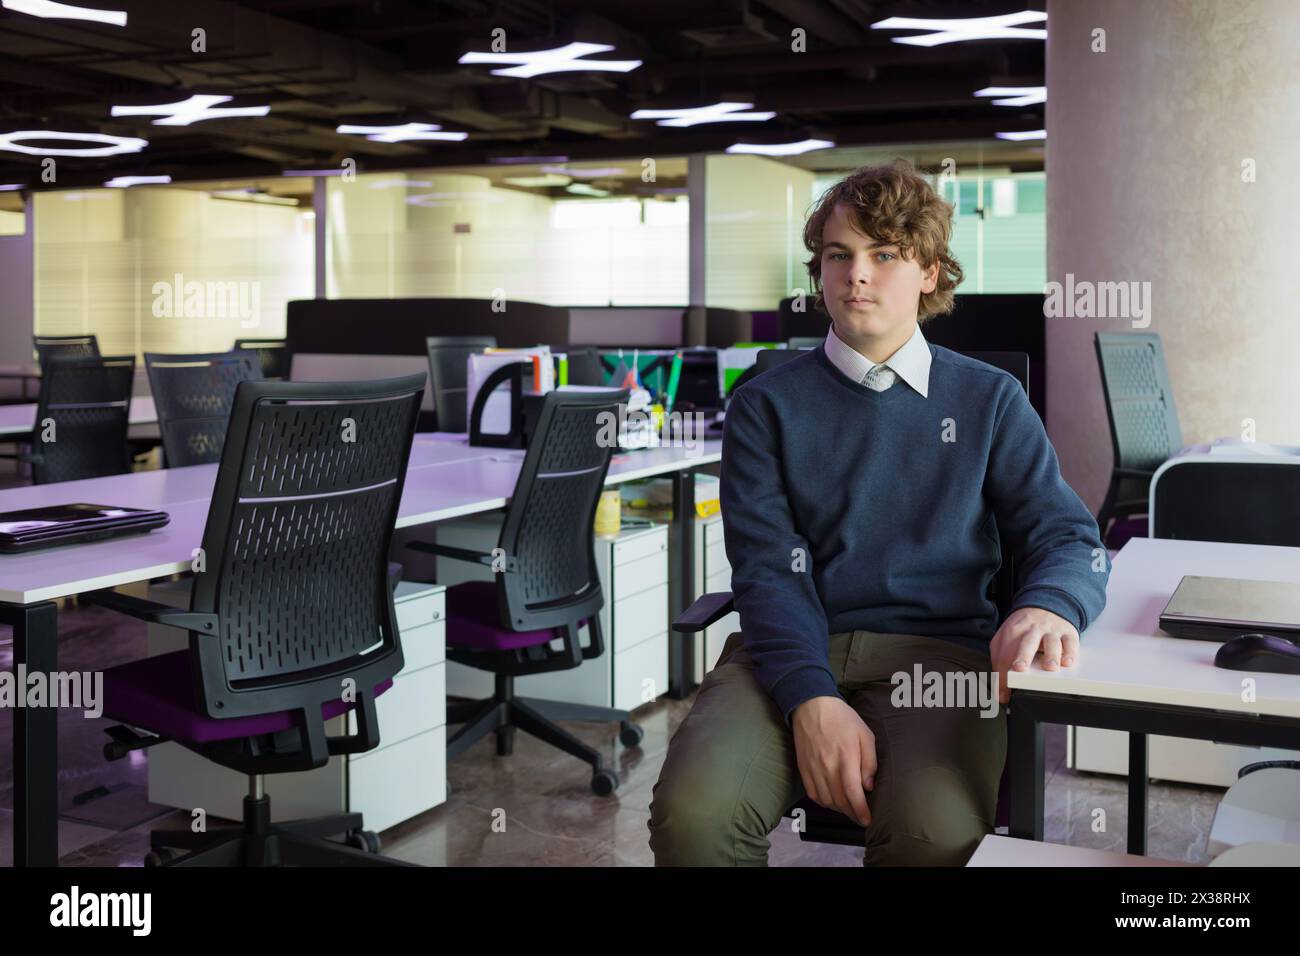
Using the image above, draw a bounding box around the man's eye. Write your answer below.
[876,252,896,262]
[829,252,848,261]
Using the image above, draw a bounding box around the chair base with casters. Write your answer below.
[445,672,642,797]
[432,577,641,796]
[141,775,415,868]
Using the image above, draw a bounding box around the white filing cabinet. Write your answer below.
[692,512,740,675]
[1068,726,1300,788]
[143,579,448,832]
[434,515,670,711]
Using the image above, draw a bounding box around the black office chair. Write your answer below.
[565,346,608,386]
[33,333,100,368]
[145,351,263,467]
[680,349,1030,847]
[407,387,638,795]
[425,335,497,432]
[233,338,292,380]
[1094,332,1182,549]
[86,373,427,867]
[23,354,135,484]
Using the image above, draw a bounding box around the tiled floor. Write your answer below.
[0,600,1226,867]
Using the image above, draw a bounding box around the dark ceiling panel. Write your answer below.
[0,0,1046,189]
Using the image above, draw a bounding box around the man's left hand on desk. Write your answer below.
[991,607,1080,704]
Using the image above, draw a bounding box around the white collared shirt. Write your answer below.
[823,321,931,398]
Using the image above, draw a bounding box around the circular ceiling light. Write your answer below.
[0,130,148,157]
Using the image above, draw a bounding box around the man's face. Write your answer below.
[820,202,938,345]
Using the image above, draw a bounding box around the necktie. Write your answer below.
[862,364,896,392]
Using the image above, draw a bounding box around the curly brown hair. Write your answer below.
[803,159,964,322]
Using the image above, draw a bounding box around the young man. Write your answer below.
[647,160,1108,866]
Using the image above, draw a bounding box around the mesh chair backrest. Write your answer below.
[188,374,425,720]
[1095,332,1183,471]
[32,355,134,484]
[425,335,496,432]
[34,334,100,368]
[497,388,628,631]
[232,339,291,380]
[146,351,263,467]
[565,347,607,386]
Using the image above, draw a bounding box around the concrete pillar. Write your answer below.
[1046,0,1300,511]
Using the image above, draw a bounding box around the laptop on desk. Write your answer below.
[1159,575,1300,642]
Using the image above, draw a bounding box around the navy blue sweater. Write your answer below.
[720,342,1109,725]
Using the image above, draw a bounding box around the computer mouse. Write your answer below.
[1214,633,1300,675]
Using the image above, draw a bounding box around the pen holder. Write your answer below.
[594,489,621,537]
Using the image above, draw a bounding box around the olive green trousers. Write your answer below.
[647,630,1006,866]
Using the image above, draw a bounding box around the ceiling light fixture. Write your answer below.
[366,179,436,189]
[0,183,25,191]
[283,168,347,177]
[565,183,612,198]
[726,138,834,156]
[975,85,1046,106]
[104,175,171,187]
[335,122,467,143]
[504,174,572,188]
[1,0,126,26]
[995,128,1046,140]
[111,94,269,126]
[0,130,146,157]
[406,191,504,207]
[872,11,1047,46]
[488,155,570,165]
[537,165,624,178]
[459,41,640,78]
[630,102,775,127]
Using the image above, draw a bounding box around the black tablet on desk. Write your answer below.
[1158,575,1300,642]
[0,504,170,554]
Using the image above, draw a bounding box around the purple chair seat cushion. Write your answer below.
[102,650,392,744]
[445,580,560,651]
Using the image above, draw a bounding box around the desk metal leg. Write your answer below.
[6,601,60,867]
[1127,732,1149,855]
[1007,697,1045,842]
[667,468,697,699]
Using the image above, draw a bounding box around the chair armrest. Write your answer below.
[1239,760,1300,779]
[1114,467,1155,480]
[672,591,735,632]
[83,588,219,635]
[405,540,518,572]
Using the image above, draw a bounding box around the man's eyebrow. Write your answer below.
[822,239,898,250]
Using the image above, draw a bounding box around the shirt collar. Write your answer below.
[823,322,931,398]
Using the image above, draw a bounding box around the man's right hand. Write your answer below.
[791,695,877,827]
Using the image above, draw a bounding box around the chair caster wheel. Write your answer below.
[345,829,381,853]
[144,847,183,867]
[591,768,619,796]
[619,721,644,748]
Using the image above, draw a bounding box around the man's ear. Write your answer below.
[921,258,940,294]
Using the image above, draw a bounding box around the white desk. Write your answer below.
[1008,537,1300,855]
[0,396,158,438]
[0,432,721,866]
[967,834,1195,867]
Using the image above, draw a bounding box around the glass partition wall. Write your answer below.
[33,179,314,357]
